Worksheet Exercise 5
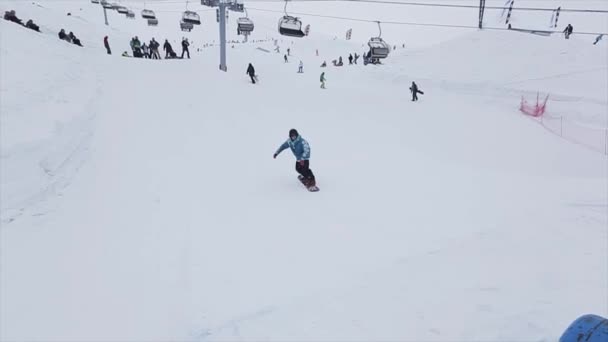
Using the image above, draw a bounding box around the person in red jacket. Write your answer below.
[104,36,111,55]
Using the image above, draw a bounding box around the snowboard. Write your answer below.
[298,175,319,192]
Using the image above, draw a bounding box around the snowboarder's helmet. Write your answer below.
[289,129,298,139]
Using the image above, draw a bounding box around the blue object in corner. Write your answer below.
[559,314,608,342]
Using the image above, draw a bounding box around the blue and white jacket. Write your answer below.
[276,136,311,161]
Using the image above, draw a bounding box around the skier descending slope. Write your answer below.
[273,129,319,191]
[246,63,257,84]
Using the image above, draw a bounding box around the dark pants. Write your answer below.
[105,45,111,54]
[181,48,190,59]
[295,160,315,181]
[249,74,256,84]
[412,92,418,101]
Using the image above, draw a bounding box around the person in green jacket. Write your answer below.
[320,72,326,89]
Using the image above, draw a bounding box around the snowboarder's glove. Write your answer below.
[273,153,278,159]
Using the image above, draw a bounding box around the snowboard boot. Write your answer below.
[305,177,316,187]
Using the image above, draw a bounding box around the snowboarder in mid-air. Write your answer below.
[273,129,318,191]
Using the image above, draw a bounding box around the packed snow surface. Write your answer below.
[1,0,607,340]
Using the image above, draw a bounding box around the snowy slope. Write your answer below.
[1,0,607,341]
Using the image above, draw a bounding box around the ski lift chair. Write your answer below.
[182,10,201,25]
[367,37,390,59]
[180,20,194,31]
[201,0,218,6]
[231,3,244,12]
[141,9,156,19]
[278,16,304,37]
[237,17,254,34]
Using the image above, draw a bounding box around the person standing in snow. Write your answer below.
[410,81,424,101]
[287,47,290,56]
[563,24,573,39]
[320,72,326,89]
[181,38,190,59]
[348,54,353,65]
[354,53,359,64]
[133,36,141,50]
[104,35,111,54]
[142,43,150,58]
[149,38,160,59]
[163,39,174,58]
[273,129,316,188]
[246,63,257,84]
[131,36,141,57]
[284,54,288,63]
[298,60,303,73]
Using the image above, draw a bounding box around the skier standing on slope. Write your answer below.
[298,60,303,73]
[320,72,326,89]
[273,129,316,188]
[246,63,257,84]
[104,35,111,54]
[149,38,160,59]
[181,38,190,59]
[142,43,150,58]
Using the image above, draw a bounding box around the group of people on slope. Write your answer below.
[58,29,82,46]
[119,36,190,59]
[4,10,39,32]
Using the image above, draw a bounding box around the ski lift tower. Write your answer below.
[218,0,228,71]
[478,0,486,29]
[100,0,111,25]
